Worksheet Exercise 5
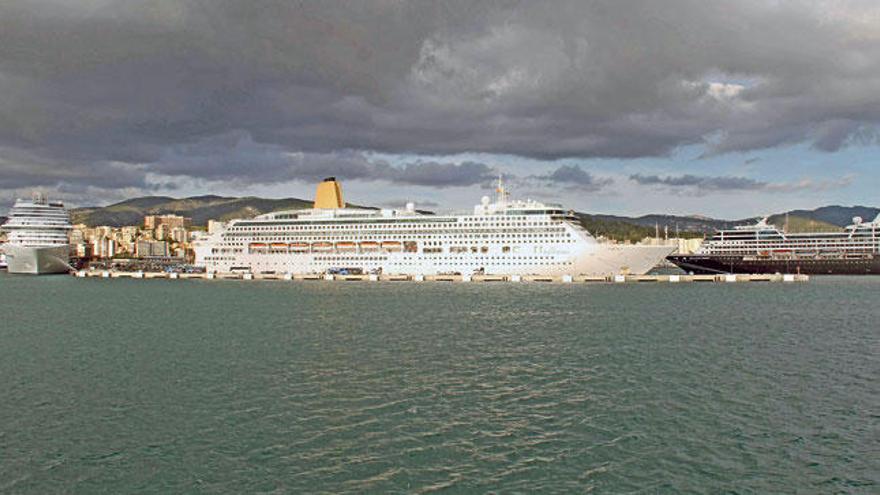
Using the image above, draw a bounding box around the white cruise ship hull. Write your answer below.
[197,243,674,277]
[194,178,676,277]
[579,244,677,276]
[4,245,72,274]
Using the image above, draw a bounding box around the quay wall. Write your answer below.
[73,271,809,284]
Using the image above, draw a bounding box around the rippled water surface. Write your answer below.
[0,274,878,493]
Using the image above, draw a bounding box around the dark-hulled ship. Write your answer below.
[668,215,880,275]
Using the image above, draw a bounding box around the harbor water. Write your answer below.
[0,273,877,493]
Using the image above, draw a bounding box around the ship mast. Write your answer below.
[496,175,509,206]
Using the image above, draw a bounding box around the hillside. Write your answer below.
[576,214,672,243]
[72,196,314,227]
[772,205,880,228]
[588,213,751,234]
[766,215,841,233]
[603,206,879,234]
[68,197,878,243]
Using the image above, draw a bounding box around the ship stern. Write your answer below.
[5,245,72,274]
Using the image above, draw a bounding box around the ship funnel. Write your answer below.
[314,177,345,209]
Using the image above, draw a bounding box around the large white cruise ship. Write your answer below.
[0,193,73,274]
[194,178,674,276]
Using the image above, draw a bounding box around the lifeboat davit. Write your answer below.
[381,241,402,251]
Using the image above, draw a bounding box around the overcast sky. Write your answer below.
[1,0,878,218]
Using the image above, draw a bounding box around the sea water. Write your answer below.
[0,274,877,493]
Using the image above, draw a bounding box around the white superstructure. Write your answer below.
[0,193,73,274]
[696,216,880,256]
[195,178,673,276]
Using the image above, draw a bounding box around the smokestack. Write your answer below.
[313,177,345,209]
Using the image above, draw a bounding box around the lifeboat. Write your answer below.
[360,241,380,251]
[336,242,357,251]
[312,242,333,251]
[381,241,402,251]
[271,243,288,249]
[289,243,310,252]
[249,243,267,250]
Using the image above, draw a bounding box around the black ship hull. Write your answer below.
[667,255,880,275]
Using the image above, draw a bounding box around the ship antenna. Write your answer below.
[496,175,507,205]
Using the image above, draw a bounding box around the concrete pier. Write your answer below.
[74,270,810,284]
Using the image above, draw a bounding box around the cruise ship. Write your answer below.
[667,216,880,275]
[0,193,73,274]
[194,178,674,276]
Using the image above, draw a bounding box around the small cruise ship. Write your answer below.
[668,216,880,275]
[194,178,674,276]
[0,193,73,274]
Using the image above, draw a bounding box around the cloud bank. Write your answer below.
[0,0,877,202]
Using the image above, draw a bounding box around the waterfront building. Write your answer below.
[171,227,188,244]
[74,243,92,258]
[145,214,191,231]
[136,240,170,258]
[120,226,139,241]
[155,224,171,241]
[94,237,116,259]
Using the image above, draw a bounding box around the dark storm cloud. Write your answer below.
[532,165,613,191]
[629,173,855,193]
[630,174,767,191]
[388,161,495,188]
[0,0,879,192]
[149,131,494,187]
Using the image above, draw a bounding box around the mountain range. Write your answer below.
[71,196,315,228]
[54,196,878,243]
